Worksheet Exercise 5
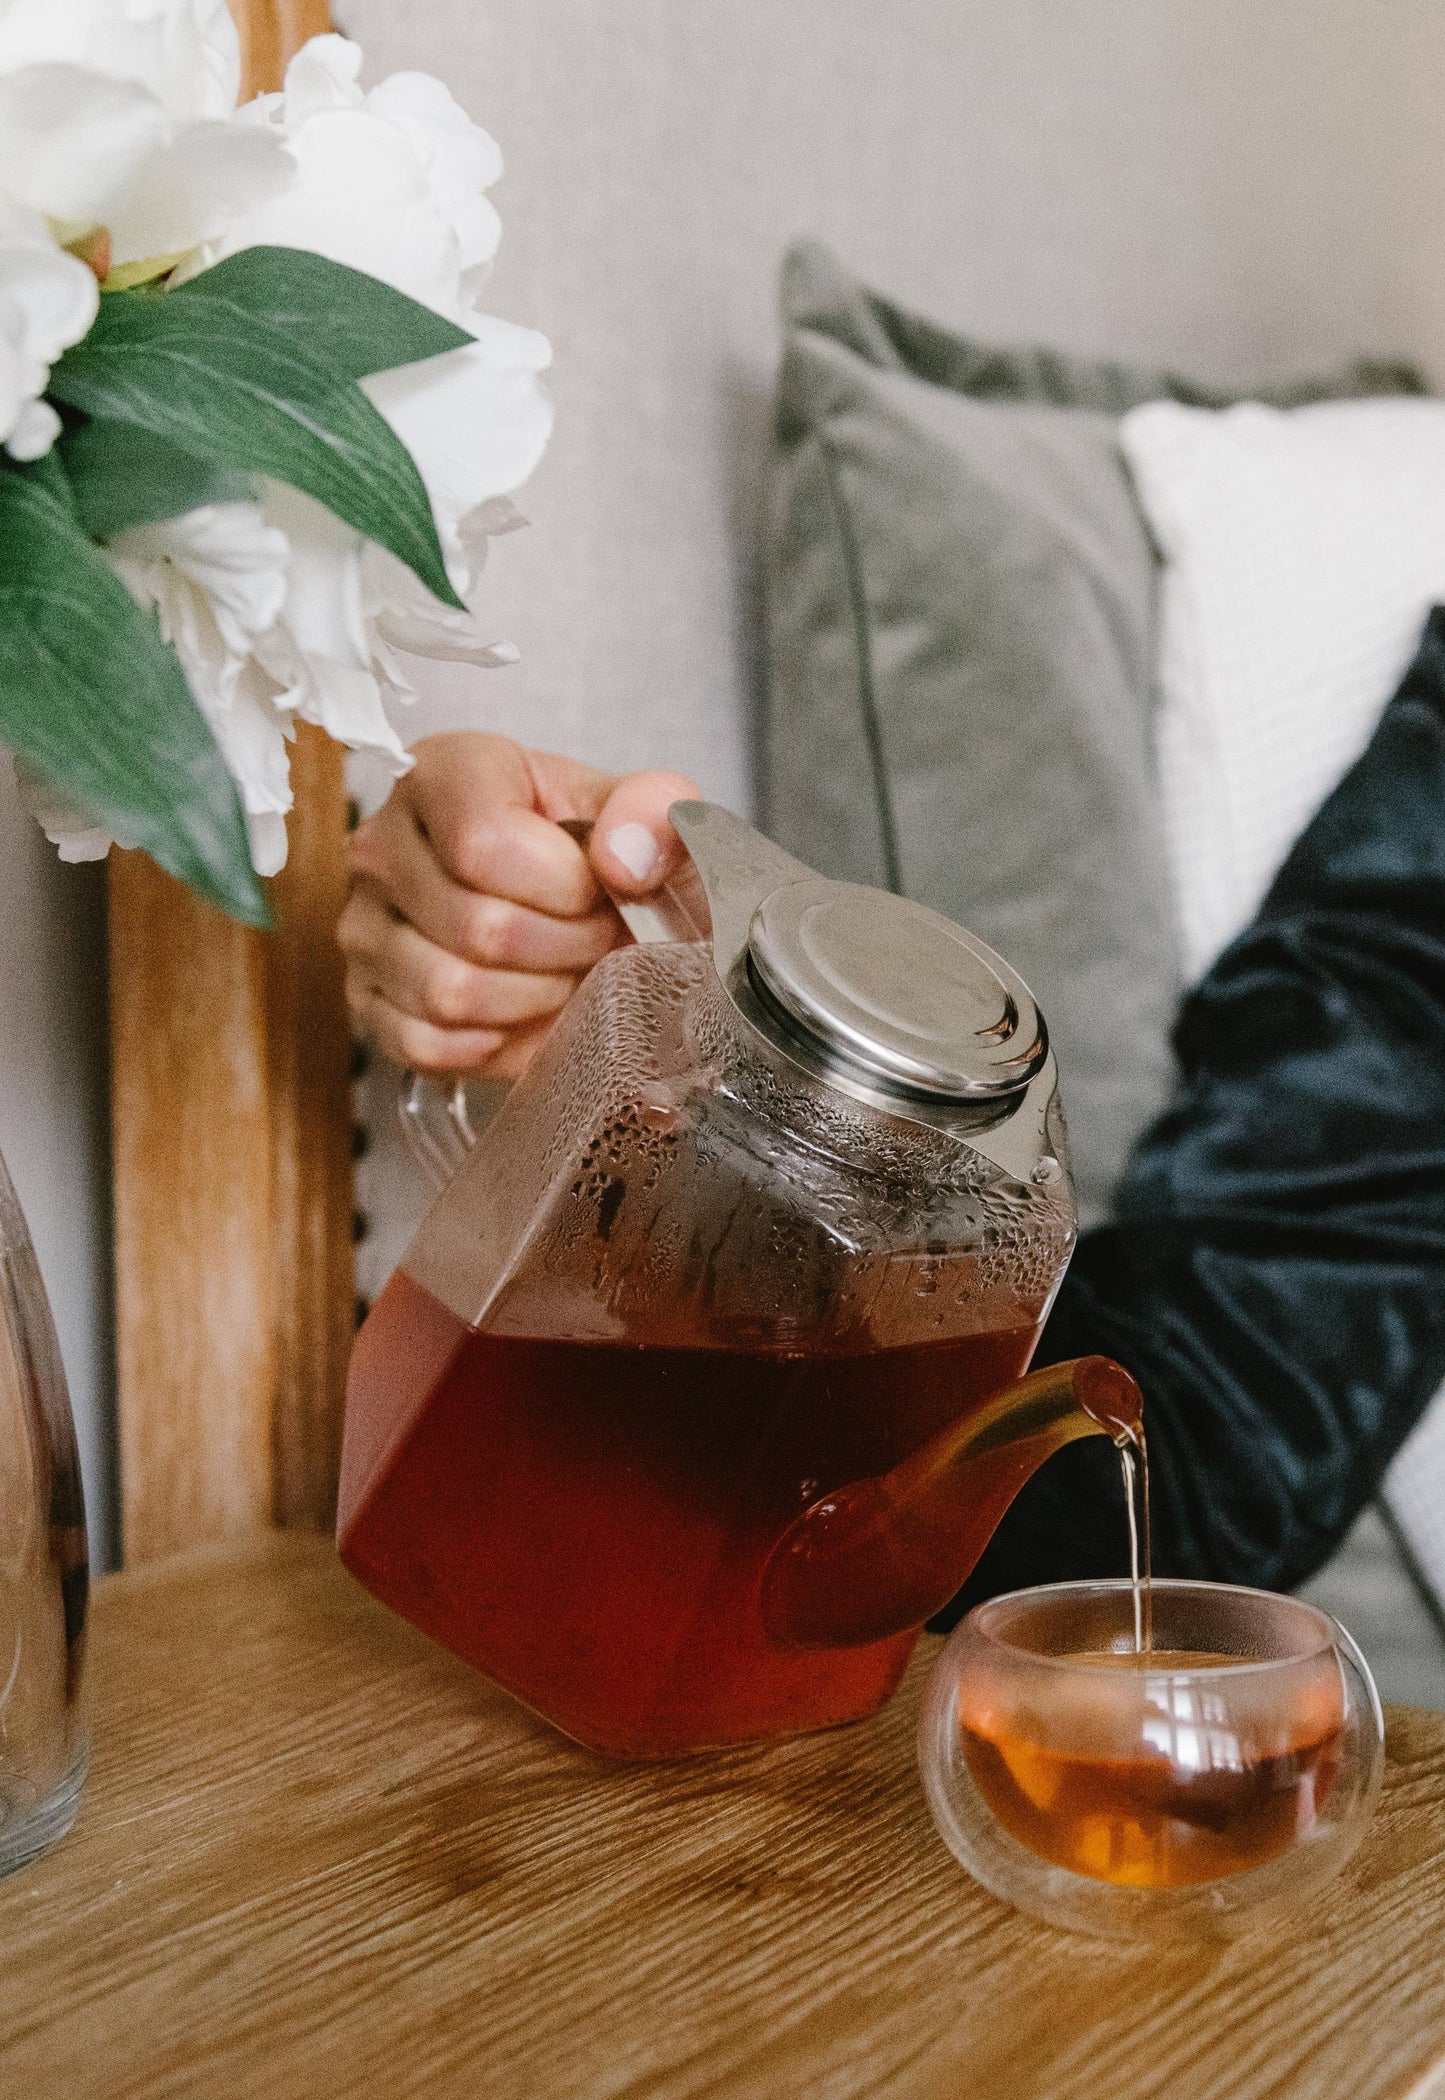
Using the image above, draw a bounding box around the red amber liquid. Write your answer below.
[961,1651,1345,1886]
[340,1270,1041,1757]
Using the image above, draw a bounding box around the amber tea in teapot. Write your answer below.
[348,1285,1051,1754]
[341,806,1142,1758]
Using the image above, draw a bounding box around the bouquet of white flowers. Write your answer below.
[0,0,551,923]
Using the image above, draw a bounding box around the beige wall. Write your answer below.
[1168,2,1444,386]
[342,0,1445,809]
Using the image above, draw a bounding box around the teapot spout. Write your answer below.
[760,1356,1143,1650]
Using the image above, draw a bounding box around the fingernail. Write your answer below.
[605,822,660,883]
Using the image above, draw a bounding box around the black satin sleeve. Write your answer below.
[934,605,1445,1626]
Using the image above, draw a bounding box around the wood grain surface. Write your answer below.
[260,725,358,1535]
[232,0,331,92]
[109,852,275,1558]
[109,0,351,1563]
[3,1535,1445,2100]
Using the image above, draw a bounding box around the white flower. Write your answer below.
[367,499,527,685]
[102,503,294,875]
[364,312,554,590]
[8,14,554,880]
[0,0,291,270]
[0,199,97,459]
[179,32,553,832]
[188,34,503,317]
[190,29,556,602]
[0,0,241,120]
[241,312,551,786]
[251,480,415,775]
[30,479,513,877]
[253,483,527,741]
[22,499,297,871]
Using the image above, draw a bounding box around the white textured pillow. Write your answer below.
[1120,396,1445,979]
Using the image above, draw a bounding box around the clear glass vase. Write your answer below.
[0,1148,88,1875]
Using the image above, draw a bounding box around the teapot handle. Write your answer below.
[398,1071,479,1188]
[397,816,703,1189]
[556,816,705,944]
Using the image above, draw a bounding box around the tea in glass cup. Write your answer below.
[919,1580,1383,1939]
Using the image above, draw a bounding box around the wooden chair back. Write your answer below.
[110,0,353,1564]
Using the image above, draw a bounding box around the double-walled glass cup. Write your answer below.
[919,1579,1383,1940]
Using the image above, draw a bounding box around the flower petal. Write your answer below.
[107,116,294,265]
[104,503,299,870]
[0,63,167,225]
[362,505,525,664]
[150,0,242,123]
[274,643,411,773]
[246,810,288,877]
[108,503,290,662]
[4,395,60,460]
[366,70,503,274]
[0,234,97,454]
[200,104,462,314]
[362,320,553,579]
[13,753,119,860]
[260,481,369,667]
[279,32,363,125]
[254,484,413,773]
[0,236,100,359]
[0,0,241,122]
[199,38,522,323]
[214,660,294,817]
[370,594,519,668]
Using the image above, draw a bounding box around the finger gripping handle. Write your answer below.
[396,816,700,1190]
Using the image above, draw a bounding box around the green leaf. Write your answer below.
[49,289,462,608]
[59,418,253,539]
[59,252,469,538]
[170,247,472,380]
[19,445,76,514]
[0,463,268,925]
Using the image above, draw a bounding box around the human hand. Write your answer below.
[339,732,703,1077]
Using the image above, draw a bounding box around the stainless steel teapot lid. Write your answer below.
[747,878,1046,1102]
[668,803,1048,1108]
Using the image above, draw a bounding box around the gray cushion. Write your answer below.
[764,239,1422,1226]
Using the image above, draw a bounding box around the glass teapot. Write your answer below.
[339,804,1141,1758]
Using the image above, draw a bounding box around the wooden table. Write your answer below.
[4,1537,1445,2100]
